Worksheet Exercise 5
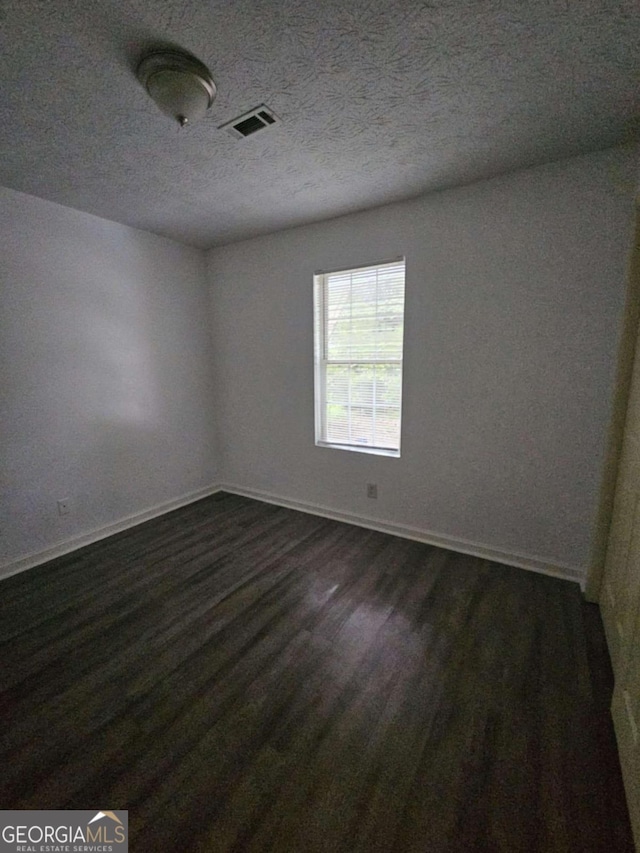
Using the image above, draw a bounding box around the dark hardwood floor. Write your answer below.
[0,492,634,852]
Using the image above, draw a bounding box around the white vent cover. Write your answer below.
[220,105,279,139]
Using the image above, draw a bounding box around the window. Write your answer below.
[314,258,406,456]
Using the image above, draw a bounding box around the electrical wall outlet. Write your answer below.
[57,499,71,516]
[367,483,378,499]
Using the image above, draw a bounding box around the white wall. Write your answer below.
[0,187,217,572]
[208,147,637,580]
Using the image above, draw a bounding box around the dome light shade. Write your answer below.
[137,51,216,127]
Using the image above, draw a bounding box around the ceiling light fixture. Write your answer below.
[137,51,216,128]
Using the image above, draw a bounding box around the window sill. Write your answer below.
[315,441,400,458]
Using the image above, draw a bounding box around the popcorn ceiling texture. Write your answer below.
[0,0,638,248]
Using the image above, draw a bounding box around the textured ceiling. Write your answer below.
[0,0,638,248]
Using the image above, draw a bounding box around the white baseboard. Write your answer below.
[1,482,585,588]
[220,483,585,586]
[0,484,222,582]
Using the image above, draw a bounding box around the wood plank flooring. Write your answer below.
[0,492,634,852]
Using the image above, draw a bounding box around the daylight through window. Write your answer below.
[314,259,406,455]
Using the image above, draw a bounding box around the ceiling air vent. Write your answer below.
[220,105,279,139]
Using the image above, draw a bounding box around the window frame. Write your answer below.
[313,257,406,458]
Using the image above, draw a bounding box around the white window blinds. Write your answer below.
[314,259,405,455]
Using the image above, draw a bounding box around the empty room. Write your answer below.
[1,1,639,851]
